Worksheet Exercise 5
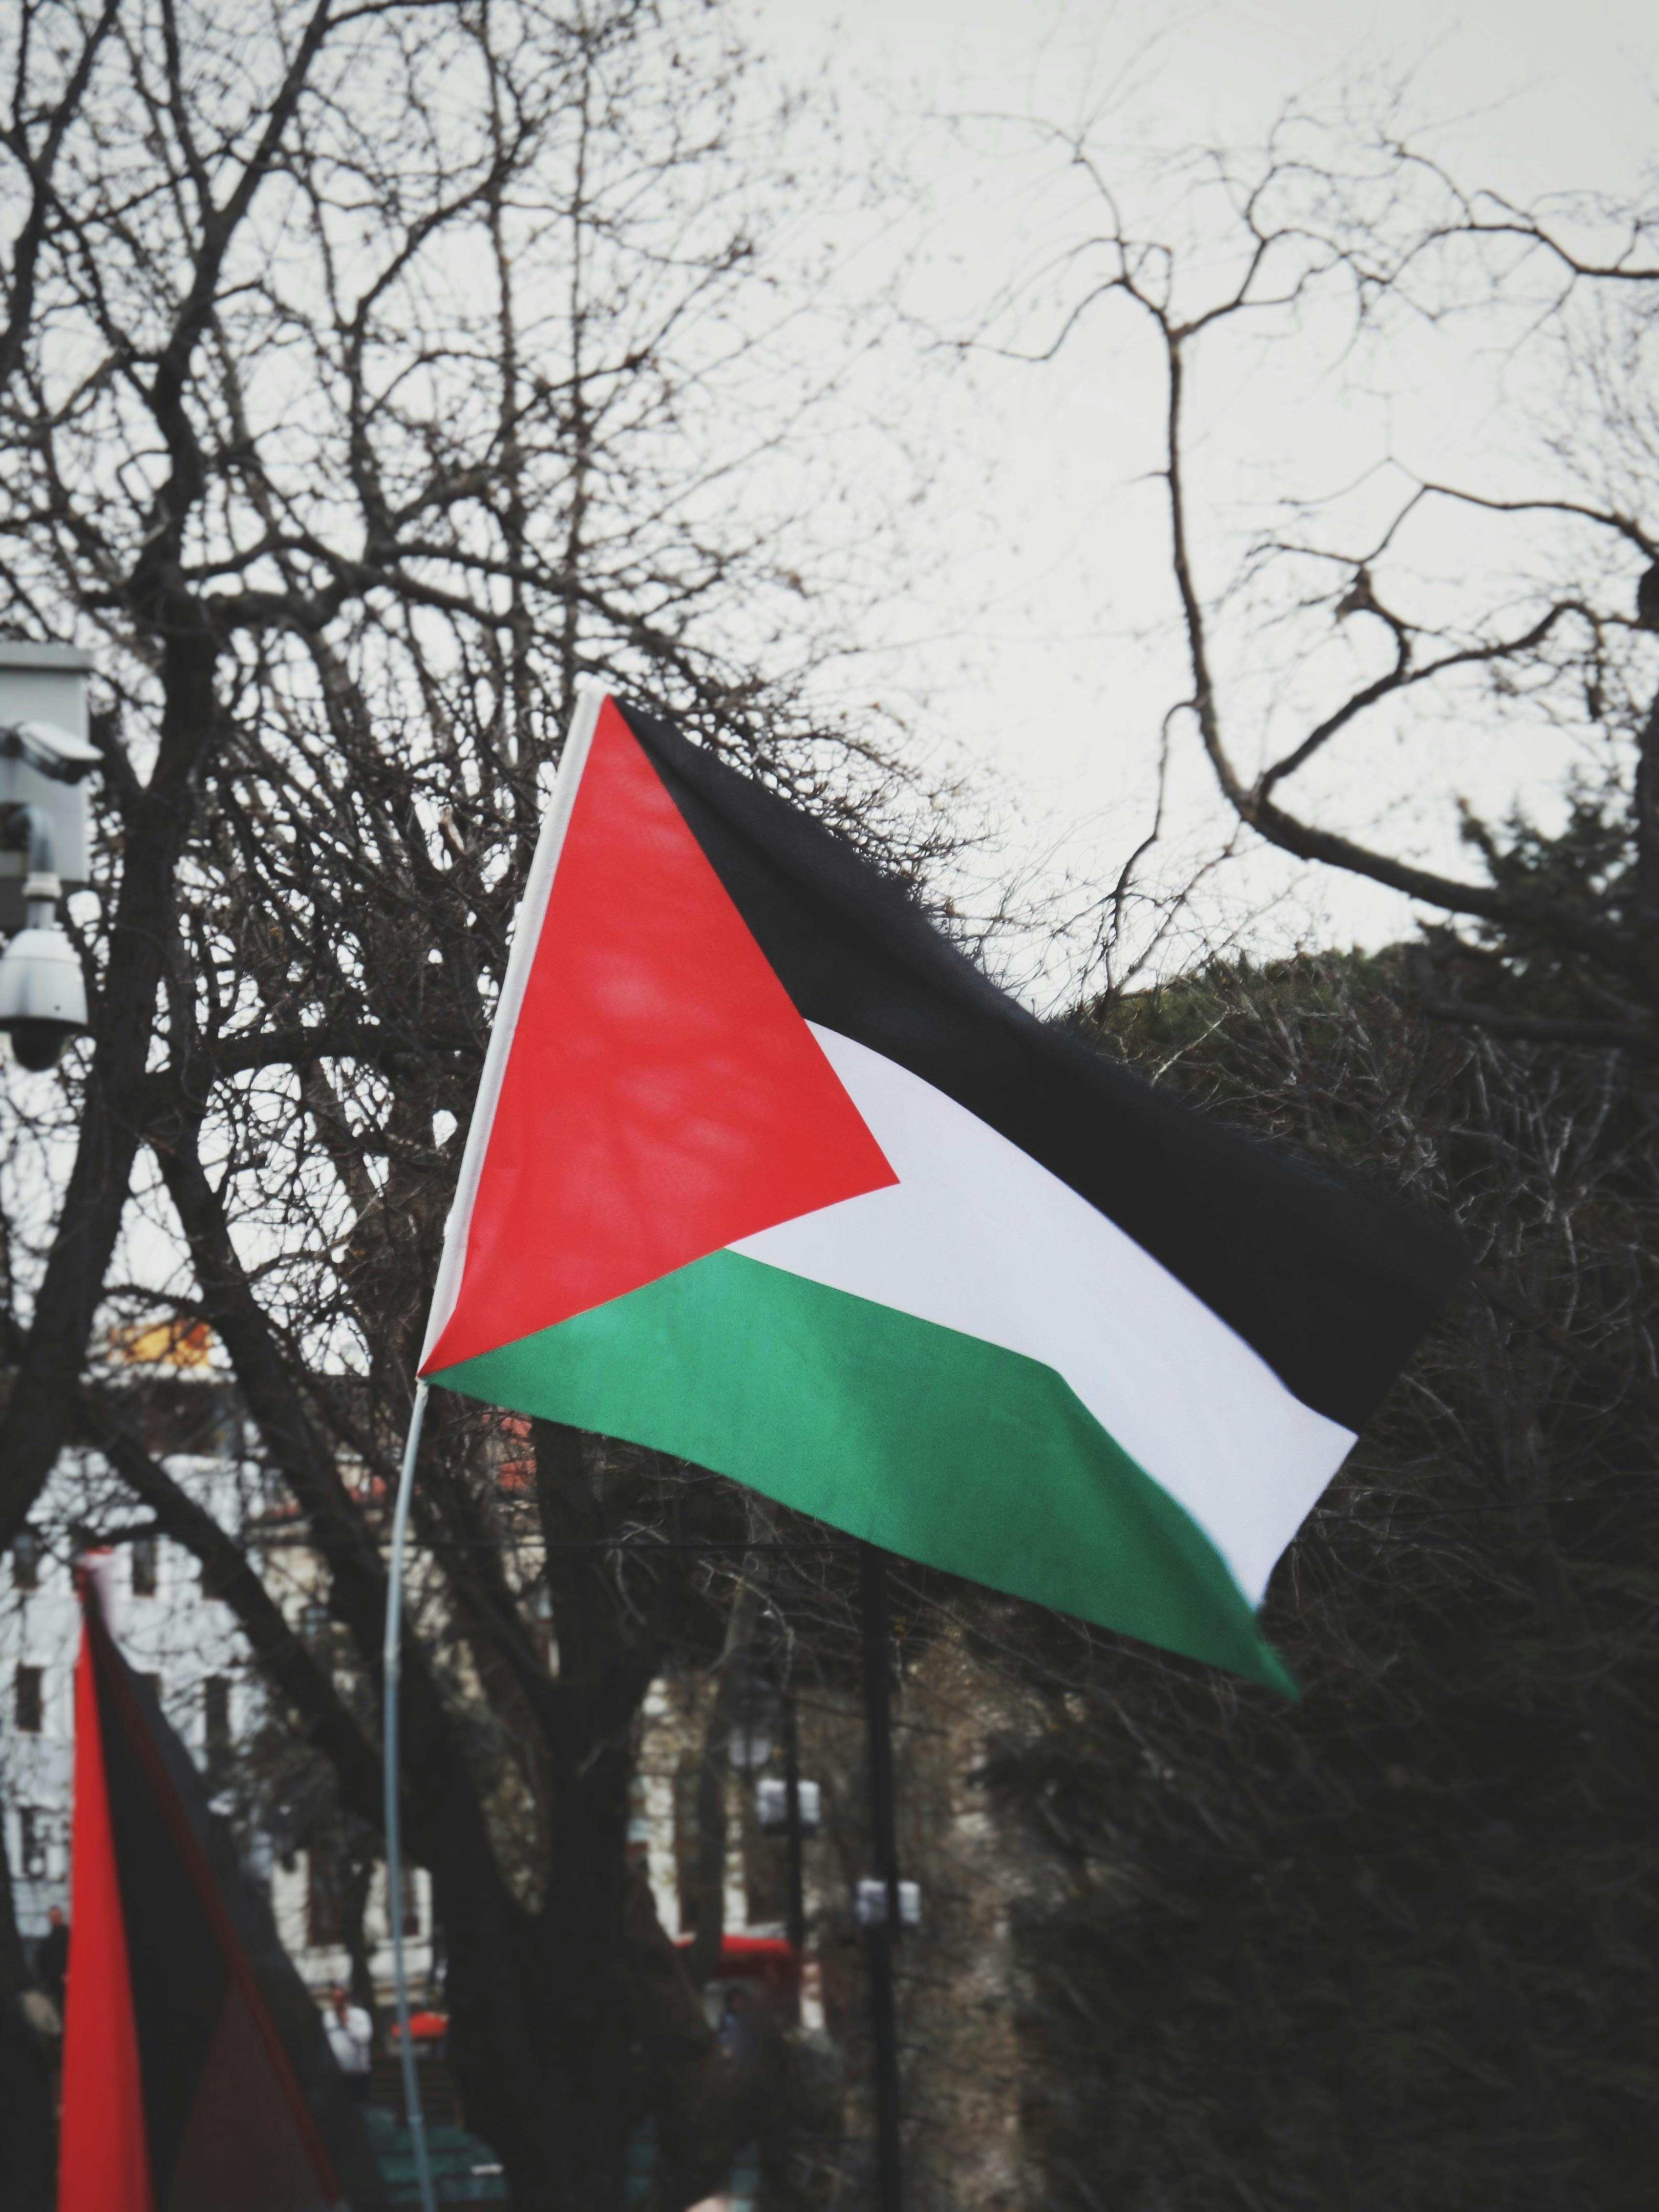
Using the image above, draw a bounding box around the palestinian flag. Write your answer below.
[59,1574,385,2212]
[421,692,1463,1690]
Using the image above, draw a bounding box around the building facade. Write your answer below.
[0,1361,432,1990]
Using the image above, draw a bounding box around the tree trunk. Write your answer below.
[683,1555,771,1988]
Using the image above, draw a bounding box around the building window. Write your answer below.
[14,1666,42,1734]
[397,1863,421,1937]
[131,1537,157,1596]
[203,1676,231,1770]
[673,1764,704,1932]
[18,1807,47,1879]
[12,1532,39,1590]
[306,1851,346,1947]
[742,1796,786,1929]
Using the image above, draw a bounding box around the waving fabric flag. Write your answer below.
[421,692,1464,1691]
[59,1577,385,2212]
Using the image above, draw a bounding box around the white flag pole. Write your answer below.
[382,1379,436,2212]
[383,679,608,2209]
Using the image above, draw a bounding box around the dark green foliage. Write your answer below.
[1451,784,1647,1014]
[991,950,1659,2211]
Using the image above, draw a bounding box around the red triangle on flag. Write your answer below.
[423,699,896,1372]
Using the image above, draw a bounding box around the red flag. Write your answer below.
[59,1612,152,2211]
[58,1576,385,2212]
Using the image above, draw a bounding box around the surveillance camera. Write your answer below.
[0,718,99,785]
[0,922,87,1069]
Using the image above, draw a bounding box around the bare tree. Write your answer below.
[970,108,1659,1043]
[0,3,956,2204]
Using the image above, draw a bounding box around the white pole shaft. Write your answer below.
[383,1379,438,2212]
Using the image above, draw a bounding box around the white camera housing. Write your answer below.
[0,642,96,1068]
[0,644,94,934]
[0,921,88,1070]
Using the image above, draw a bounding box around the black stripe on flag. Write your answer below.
[618,698,1466,1434]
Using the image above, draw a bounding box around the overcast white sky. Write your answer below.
[739,0,1659,998]
[759,0,1652,202]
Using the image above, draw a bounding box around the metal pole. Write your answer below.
[384,1380,438,2212]
[858,1541,903,2212]
[782,1683,806,2009]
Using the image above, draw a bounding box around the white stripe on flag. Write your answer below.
[733,1026,1353,1604]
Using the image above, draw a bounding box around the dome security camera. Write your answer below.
[0,796,88,1071]
[0,913,87,1069]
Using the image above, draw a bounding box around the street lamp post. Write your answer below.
[858,1542,905,2212]
[781,1686,807,1967]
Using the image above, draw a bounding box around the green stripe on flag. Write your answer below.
[431,1250,1295,1694]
